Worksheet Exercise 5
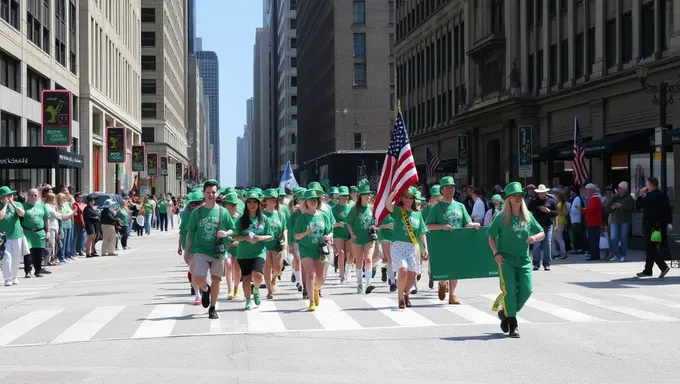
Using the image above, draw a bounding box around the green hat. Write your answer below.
[350,186,359,193]
[204,179,219,189]
[0,186,16,197]
[329,186,339,195]
[223,192,240,205]
[225,187,236,194]
[250,187,263,195]
[358,183,373,195]
[337,186,350,196]
[308,181,322,191]
[191,187,203,193]
[294,188,307,200]
[404,186,418,196]
[414,190,425,203]
[429,185,441,197]
[439,176,455,188]
[262,188,279,200]
[504,182,525,198]
[185,191,204,203]
[244,191,262,202]
[278,187,286,196]
[217,187,228,196]
[303,189,321,200]
[491,194,502,202]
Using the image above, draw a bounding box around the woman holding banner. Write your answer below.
[384,186,429,309]
[488,182,545,338]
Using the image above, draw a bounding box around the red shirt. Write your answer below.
[581,194,603,227]
[72,202,87,227]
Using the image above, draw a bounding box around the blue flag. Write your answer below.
[279,161,299,190]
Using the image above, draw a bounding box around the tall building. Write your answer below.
[296,0,395,179]
[395,0,680,194]
[0,0,85,191]
[186,55,208,185]
[267,0,280,185]
[140,0,188,195]
[252,27,272,187]
[187,0,197,53]
[244,97,254,186]
[236,135,246,186]
[195,50,220,179]
[276,0,297,174]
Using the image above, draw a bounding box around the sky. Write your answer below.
[196,0,263,186]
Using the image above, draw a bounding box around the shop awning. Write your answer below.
[584,129,654,156]
[0,147,84,168]
[533,141,574,161]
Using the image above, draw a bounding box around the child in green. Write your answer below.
[262,188,287,299]
[223,192,242,300]
[345,183,377,294]
[487,181,545,338]
[287,188,306,291]
[331,186,352,283]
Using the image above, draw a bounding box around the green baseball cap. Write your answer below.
[491,194,503,202]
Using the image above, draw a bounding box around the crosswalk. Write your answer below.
[1,284,679,347]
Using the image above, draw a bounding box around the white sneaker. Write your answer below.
[608,255,619,262]
[618,256,626,262]
[12,279,19,285]
[4,280,12,286]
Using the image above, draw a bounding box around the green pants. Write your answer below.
[492,258,533,317]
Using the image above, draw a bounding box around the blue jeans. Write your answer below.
[609,222,629,257]
[145,213,152,234]
[75,225,86,254]
[532,224,553,268]
[58,227,73,261]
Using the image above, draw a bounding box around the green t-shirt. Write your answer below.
[287,209,301,246]
[158,200,168,214]
[143,203,153,214]
[263,210,287,251]
[0,202,24,239]
[179,208,194,250]
[188,206,235,259]
[378,213,394,242]
[487,214,543,260]
[227,213,240,256]
[421,204,433,222]
[320,203,336,227]
[345,204,375,245]
[293,211,332,258]
[236,200,245,215]
[234,215,272,259]
[390,206,427,244]
[23,203,49,248]
[279,205,290,223]
[331,203,352,240]
[59,204,73,229]
[116,209,129,227]
[425,200,471,229]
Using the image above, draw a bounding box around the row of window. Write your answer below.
[0,112,72,147]
[396,0,450,42]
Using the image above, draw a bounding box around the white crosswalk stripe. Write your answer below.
[1,288,680,347]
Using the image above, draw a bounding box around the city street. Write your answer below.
[0,230,678,383]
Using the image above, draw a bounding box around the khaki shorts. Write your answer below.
[193,253,225,278]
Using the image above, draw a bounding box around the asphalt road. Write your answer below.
[0,229,678,384]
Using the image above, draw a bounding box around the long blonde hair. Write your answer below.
[500,196,532,226]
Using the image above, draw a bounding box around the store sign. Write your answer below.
[41,90,72,148]
[175,163,182,180]
[147,153,158,176]
[160,156,168,176]
[457,135,468,176]
[0,157,29,165]
[131,146,145,171]
[106,126,126,164]
[518,125,533,178]
[58,153,84,167]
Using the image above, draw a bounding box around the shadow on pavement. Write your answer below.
[568,275,680,289]
[441,333,506,342]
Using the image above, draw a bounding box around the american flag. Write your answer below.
[426,147,440,179]
[572,117,589,186]
[372,108,419,224]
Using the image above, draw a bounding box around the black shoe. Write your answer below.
[190,286,195,296]
[41,269,52,274]
[428,279,434,289]
[34,272,43,278]
[508,316,520,338]
[291,273,296,283]
[659,267,671,279]
[302,287,308,300]
[544,267,551,271]
[372,267,377,278]
[365,285,375,294]
[381,267,387,282]
[532,266,539,271]
[389,284,397,292]
[410,287,418,295]
[585,256,601,261]
[636,271,653,278]
[208,306,218,319]
[497,310,509,333]
[416,273,421,281]
[25,272,31,278]
[201,285,211,308]
[297,283,302,292]
[259,283,266,289]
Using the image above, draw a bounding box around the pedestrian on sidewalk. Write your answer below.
[636,177,672,278]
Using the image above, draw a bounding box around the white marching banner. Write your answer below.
[279,161,299,190]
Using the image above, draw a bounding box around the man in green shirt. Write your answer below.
[157,196,168,231]
[0,186,25,285]
[185,180,235,319]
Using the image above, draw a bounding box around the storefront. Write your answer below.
[0,147,84,191]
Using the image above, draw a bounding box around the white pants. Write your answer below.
[1,238,23,281]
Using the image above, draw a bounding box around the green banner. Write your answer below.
[147,153,158,176]
[106,127,126,163]
[428,227,499,280]
[41,90,72,147]
[131,145,145,171]
[160,156,168,176]
[175,163,182,180]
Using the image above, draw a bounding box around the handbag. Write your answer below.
[650,229,662,243]
[599,234,609,249]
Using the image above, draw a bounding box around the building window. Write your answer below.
[549,44,557,87]
[69,0,76,75]
[141,127,155,142]
[353,0,365,24]
[491,0,504,34]
[28,122,40,147]
[353,33,366,56]
[574,33,584,79]
[141,78,156,94]
[290,57,297,68]
[0,112,19,147]
[0,49,20,92]
[388,0,394,23]
[389,92,395,111]
[27,1,50,54]
[290,76,297,87]
[290,37,297,49]
[289,18,296,29]
[141,31,156,47]
[0,0,20,30]
[141,55,156,70]
[353,63,367,86]
[560,39,569,81]
[26,67,49,101]
[605,18,616,68]
[290,95,297,106]
[640,3,654,58]
[290,0,296,11]
[291,114,297,120]
[141,103,157,118]
[587,27,595,70]
[141,7,155,23]
[353,133,363,149]
[621,12,633,63]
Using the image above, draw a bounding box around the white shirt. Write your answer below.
[569,195,582,223]
[45,204,60,230]
[483,209,494,226]
[471,198,486,224]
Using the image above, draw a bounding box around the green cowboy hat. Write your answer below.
[294,188,307,200]
[308,181,322,191]
[244,191,262,202]
[329,186,339,195]
[349,186,359,193]
[191,187,203,193]
[357,183,373,195]
[337,186,350,196]
[0,186,16,197]
[225,187,236,194]
[303,189,321,201]
[223,192,240,205]
[439,176,455,188]
[277,187,286,196]
[262,188,279,200]
[504,182,525,198]
[429,185,441,197]
[491,194,503,202]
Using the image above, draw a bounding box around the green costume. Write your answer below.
[222,193,241,257]
[187,205,235,259]
[22,202,49,248]
[293,189,332,260]
[421,185,440,221]
[262,188,287,252]
[487,182,543,320]
[344,183,374,245]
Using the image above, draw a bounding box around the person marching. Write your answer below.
[287,188,306,297]
[222,192,242,300]
[349,186,359,205]
[178,190,204,304]
[331,186,352,284]
[377,201,396,292]
[483,194,503,226]
[293,189,333,311]
[488,182,545,338]
[419,185,441,289]
[383,186,429,309]
[345,183,378,294]
[328,187,339,209]
[262,188,287,299]
[425,176,481,304]
[309,182,336,296]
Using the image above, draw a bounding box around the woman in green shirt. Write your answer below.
[232,192,273,310]
[222,192,242,300]
[488,182,545,338]
[293,189,332,311]
[331,186,352,284]
[345,183,378,294]
[261,188,287,299]
[287,189,306,297]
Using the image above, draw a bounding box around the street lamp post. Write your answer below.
[635,61,680,192]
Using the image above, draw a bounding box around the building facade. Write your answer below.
[195,50,219,179]
[140,0,188,196]
[186,54,204,186]
[252,27,272,187]
[187,0,196,53]
[0,0,85,191]
[276,0,297,173]
[296,0,396,181]
[395,0,680,212]
[236,134,246,186]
